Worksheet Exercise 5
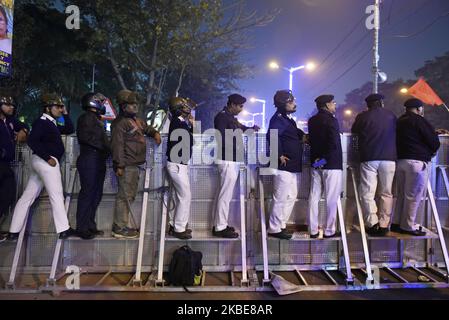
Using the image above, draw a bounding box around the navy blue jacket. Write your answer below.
[267,111,305,173]
[396,111,440,162]
[308,109,343,170]
[0,116,29,164]
[351,106,397,162]
[166,116,193,164]
[28,114,74,161]
[214,107,251,162]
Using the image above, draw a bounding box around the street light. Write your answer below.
[344,109,353,116]
[400,88,409,94]
[269,60,316,92]
[249,97,266,132]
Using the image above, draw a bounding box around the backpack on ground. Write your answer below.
[168,245,203,287]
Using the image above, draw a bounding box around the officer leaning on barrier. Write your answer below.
[0,94,29,243]
[391,98,441,236]
[213,94,260,238]
[75,92,111,240]
[351,94,397,237]
[111,89,161,239]
[6,93,77,241]
[266,90,305,240]
[307,95,343,239]
[166,97,196,240]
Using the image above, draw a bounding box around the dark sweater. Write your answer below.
[308,109,343,170]
[0,116,28,164]
[396,111,440,162]
[166,116,194,164]
[28,114,74,161]
[351,106,397,162]
[267,111,305,173]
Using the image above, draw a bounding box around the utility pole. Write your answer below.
[91,64,96,92]
[372,0,380,94]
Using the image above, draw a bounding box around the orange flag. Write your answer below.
[408,78,444,107]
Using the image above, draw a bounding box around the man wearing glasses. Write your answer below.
[266,90,305,240]
[307,95,342,239]
[0,93,28,242]
[6,93,77,241]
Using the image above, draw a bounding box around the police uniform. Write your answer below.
[351,94,397,233]
[9,94,75,236]
[267,90,304,236]
[166,101,194,236]
[307,95,342,237]
[0,102,28,218]
[393,98,440,234]
[213,94,252,236]
[75,93,110,238]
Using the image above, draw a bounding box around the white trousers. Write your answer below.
[9,154,70,234]
[393,159,429,231]
[308,169,342,236]
[214,160,240,232]
[166,161,191,233]
[359,161,396,228]
[268,169,298,234]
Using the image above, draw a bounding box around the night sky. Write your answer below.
[237,0,449,125]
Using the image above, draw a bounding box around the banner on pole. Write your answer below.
[0,0,14,77]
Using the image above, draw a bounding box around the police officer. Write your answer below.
[392,98,440,236]
[166,97,196,240]
[213,94,259,238]
[308,95,342,238]
[0,94,28,242]
[75,92,111,240]
[7,93,77,240]
[266,90,305,240]
[111,89,161,239]
[351,94,397,236]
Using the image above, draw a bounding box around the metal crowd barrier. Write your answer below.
[0,134,448,293]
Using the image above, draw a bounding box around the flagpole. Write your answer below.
[442,104,449,113]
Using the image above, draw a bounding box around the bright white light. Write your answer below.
[269,61,280,70]
[345,109,353,116]
[400,88,409,94]
[306,62,316,71]
[250,97,256,103]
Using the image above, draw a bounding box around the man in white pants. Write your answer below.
[7,93,77,240]
[166,97,196,240]
[266,90,305,240]
[213,94,259,238]
[351,94,397,236]
[392,98,440,236]
[307,95,343,238]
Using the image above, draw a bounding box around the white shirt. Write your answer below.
[40,113,57,126]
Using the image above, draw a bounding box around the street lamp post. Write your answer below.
[269,61,316,92]
[250,98,266,132]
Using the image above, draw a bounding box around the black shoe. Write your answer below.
[225,226,236,232]
[309,233,320,239]
[7,232,19,241]
[212,227,239,238]
[59,228,78,239]
[168,225,192,236]
[324,232,341,239]
[377,227,389,237]
[400,228,426,237]
[268,230,292,240]
[173,230,193,240]
[390,224,401,233]
[88,228,104,236]
[366,223,380,236]
[112,225,139,239]
[77,230,96,240]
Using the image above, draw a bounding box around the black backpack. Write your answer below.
[168,245,203,287]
